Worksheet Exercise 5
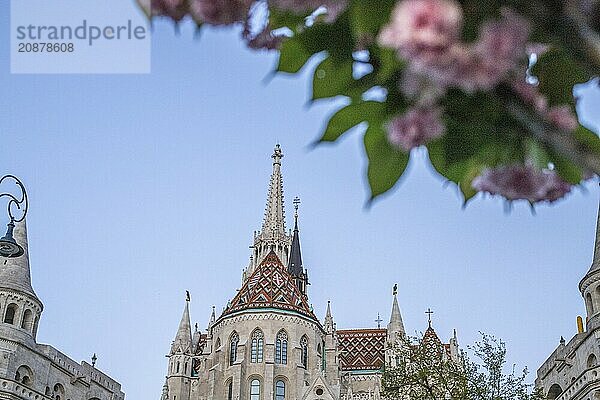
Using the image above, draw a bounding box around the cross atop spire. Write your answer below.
[426,308,434,328]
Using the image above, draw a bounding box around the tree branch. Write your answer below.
[504,98,600,175]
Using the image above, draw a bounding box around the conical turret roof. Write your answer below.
[0,219,40,301]
[171,299,192,354]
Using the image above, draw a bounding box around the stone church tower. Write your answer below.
[161,145,459,400]
[0,220,125,399]
[536,200,600,400]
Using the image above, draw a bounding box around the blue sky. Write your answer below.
[1,2,600,399]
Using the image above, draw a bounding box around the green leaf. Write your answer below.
[364,122,409,200]
[319,101,385,143]
[277,38,312,74]
[349,0,395,38]
[531,48,590,106]
[553,155,583,184]
[525,139,551,170]
[573,124,600,156]
[312,56,355,100]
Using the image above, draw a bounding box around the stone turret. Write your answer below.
[387,285,405,343]
[166,295,193,400]
[579,198,600,330]
[0,219,43,345]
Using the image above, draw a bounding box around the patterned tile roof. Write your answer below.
[337,328,386,371]
[221,251,318,321]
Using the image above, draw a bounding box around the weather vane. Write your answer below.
[0,175,29,259]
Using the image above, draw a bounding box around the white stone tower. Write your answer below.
[0,220,43,348]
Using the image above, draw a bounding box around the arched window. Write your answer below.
[21,309,33,331]
[300,336,308,368]
[215,337,221,352]
[275,330,288,364]
[16,365,33,385]
[4,304,17,325]
[227,380,233,400]
[229,332,239,366]
[587,293,594,315]
[275,380,285,400]
[588,353,598,368]
[251,329,264,363]
[547,383,563,400]
[250,379,261,400]
[54,383,65,400]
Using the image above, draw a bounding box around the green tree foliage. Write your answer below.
[382,333,545,400]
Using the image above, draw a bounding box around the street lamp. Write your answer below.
[0,175,28,259]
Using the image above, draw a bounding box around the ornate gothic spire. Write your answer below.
[260,144,286,239]
[248,145,292,274]
[171,294,192,355]
[0,219,40,301]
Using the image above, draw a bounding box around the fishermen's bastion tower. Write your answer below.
[160,145,459,400]
[536,202,600,400]
[0,221,125,399]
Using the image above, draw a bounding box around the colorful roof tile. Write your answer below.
[337,328,386,371]
[221,251,317,321]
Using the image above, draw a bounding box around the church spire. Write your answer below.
[591,198,600,272]
[260,144,286,239]
[248,145,293,274]
[288,196,303,277]
[387,284,405,341]
[0,219,40,301]
[324,300,335,334]
[171,293,192,355]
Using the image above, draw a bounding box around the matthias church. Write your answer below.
[159,145,459,400]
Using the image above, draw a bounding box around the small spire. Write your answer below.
[171,294,192,354]
[208,305,216,330]
[288,197,303,278]
[324,300,335,334]
[388,284,405,339]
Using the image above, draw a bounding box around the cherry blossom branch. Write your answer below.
[503,95,600,175]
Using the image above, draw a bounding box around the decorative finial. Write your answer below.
[375,313,383,329]
[392,284,398,296]
[195,323,198,332]
[91,353,97,367]
[560,336,565,345]
[186,290,191,302]
[272,144,283,165]
[425,308,434,328]
[293,196,301,228]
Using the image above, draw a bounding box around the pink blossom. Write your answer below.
[472,164,572,202]
[471,9,530,89]
[150,0,188,21]
[547,105,579,132]
[270,0,348,22]
[190,0,253,25]
[511,80,579,132]
[378,0,462,64]
[387,107,445,151]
